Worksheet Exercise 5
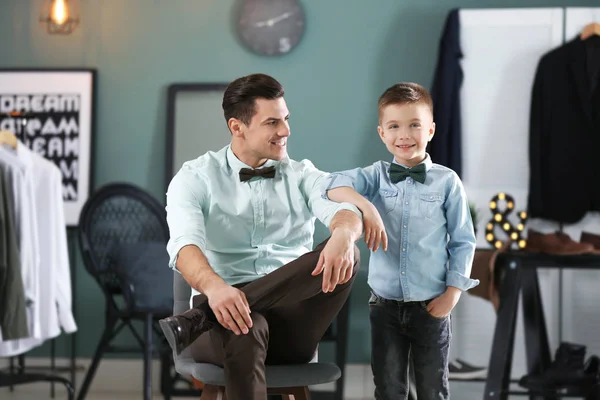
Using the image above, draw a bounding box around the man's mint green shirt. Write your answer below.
[166,145,361,300]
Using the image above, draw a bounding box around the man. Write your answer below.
[159,73,363,400]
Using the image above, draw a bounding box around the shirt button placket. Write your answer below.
[249,181,259,247]
[257,180,267,273]
[401,181,411,299]
[257,180,265,241]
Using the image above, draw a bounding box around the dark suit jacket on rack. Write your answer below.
[528,36,600,224]
[430,8,463,177]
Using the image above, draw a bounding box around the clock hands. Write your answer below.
[254,11,294,28]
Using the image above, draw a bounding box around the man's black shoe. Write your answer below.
[159,307,215,355]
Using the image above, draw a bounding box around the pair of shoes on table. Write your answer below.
[519,342,600,396]
[526,229,600,255]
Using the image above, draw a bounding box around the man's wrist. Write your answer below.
[202,275,227,297]
[332,226,357,242]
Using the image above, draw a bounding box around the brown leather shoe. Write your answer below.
[526,229,593,255]
[159,306,215,355]
[580,232,600,254]
[556,231,596,254]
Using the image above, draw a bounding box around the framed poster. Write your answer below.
[164,83,229,193]
[0,68,96,227]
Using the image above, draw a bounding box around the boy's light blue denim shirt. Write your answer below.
[324,154,478,301]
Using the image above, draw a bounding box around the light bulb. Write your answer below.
[50,0,69,25]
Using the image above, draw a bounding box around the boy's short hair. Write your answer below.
[222,73,285,126]
[378,82,433,120]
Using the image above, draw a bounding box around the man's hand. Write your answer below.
[363,203,388,252]
[426,286,462,318]
[311,228,355,293]
[204,281,253,335]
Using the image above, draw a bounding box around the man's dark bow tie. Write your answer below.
[239,166,276,182]
[389,163,426,184]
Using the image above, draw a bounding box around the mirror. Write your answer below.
[164,83,230,192]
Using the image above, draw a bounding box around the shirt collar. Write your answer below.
[225,144,279,172]
[391,153,433,172]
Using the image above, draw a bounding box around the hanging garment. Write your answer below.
[429,8,463,177]
[0,142,76,356]
[17,144,76,337]
[528,36,600,223]
[0,145,41,343]
[0,171,28,340]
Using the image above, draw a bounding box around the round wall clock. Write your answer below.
[236,0,306,56]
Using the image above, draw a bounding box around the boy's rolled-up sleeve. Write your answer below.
[298,160,362,228]
[323,164,380,202]
[444,173,479,291]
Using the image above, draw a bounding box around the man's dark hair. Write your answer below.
[222,73,285,126]
[378,82,433,120]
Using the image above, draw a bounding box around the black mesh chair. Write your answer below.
[76,183,175,400]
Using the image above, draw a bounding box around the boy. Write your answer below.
[324,82,478,400]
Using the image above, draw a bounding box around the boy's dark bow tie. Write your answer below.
[239,166,276,182]
[389,163,426,184]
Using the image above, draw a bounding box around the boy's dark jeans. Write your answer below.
[369,292,451,400]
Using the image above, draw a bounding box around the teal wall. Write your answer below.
[1,0,596,363]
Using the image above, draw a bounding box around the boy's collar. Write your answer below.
[391,153,433,172]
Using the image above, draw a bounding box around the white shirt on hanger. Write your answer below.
[17,143,77,336]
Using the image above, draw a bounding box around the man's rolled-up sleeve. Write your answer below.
[165,167,208,271]
[298,160,362,228]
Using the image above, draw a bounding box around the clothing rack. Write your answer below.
[0,114,79,399]
[0,362,74,400]
[0,228,80,399]
[1,353,75,400]
[0,223,78,400]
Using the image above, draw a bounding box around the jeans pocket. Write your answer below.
[419,300,447,320]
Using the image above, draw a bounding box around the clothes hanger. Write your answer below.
[0,130,18,149]
[0,111,26,150]
[581,22,600,40]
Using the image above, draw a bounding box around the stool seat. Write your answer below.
[170,272,342,399]
[175,358,341,388]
